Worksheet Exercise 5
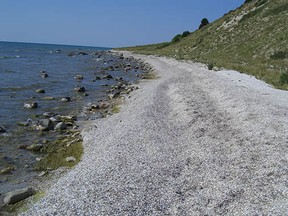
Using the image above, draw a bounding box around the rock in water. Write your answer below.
[60,97,71,102]
[74,86,86,93]
[74,74,84,80]
[0,126,7,133]
[41,71,49,78]
[26,144,44,151]
[0,166,15,174]
[36,89,45,93]
[54,122,67,131]
[23,102,38,109]
[4,187,35,205]
[36,119,54,131]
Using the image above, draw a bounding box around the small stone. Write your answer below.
[43,112,54,118]
[65,156,76,162]
[0,166,15,174]
[60,97,71,102]
[41,71,49,78]
[102,74,113,79]
[17,121,30,127]
[42,96,54,100]
[38,171,47,177]
[26,144,44,152]
[74,86,86,93]
[18,144,28,149]
[23,102,38,109]
[36,89,45,94]
[74,74,84,80]
[99,102,110,109]
[4,187,35,205]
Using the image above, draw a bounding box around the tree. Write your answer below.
[182,31,190,38]
[198,18,209,29]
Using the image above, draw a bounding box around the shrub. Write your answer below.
[244,0,253,4]
[171,34,182,43]
[199,18,209,29]
[207,62,214,70]
[270,51,288,60]
[182,31,190,38]
[279,72,288,85]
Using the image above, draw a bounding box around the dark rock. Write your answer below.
[0,126,7,133]
[4,187,35,205]
[41,71,49,78]
[26,144,44,151]
[102,74,113,79]
[74,86,86,93]
[78,52,88,56]
[23,102,38,109]
[95,76,101,80]
[18,145,29,149]
[74,74,84,80]
[60,97,71,102]
[36,89,45,94]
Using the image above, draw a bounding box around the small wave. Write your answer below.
[0,55,20,59]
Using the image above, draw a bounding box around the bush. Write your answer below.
[199,18,209,29]
[244,0,253,4]
[171,34,182,43]
[182,31,190,38]
[279,72,288,85]
[207,62,214,70]
[270,51,288,60]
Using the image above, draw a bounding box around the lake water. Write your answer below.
[0,41,146,194]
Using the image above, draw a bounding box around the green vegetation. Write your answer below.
[117,0,288,90]
[198,18,209,29]
[171,31,191,43]
[35,132,83,170]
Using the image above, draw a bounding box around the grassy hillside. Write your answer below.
[119,0,288,89]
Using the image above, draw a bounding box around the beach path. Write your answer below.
[21,53,288,215]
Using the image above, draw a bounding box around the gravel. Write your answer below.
[20,53,288,215]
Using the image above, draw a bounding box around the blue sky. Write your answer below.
[1,0,244,48]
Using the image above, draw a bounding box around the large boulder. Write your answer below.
[4,187,35,205]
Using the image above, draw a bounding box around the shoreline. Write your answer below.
[0,50,153,214]
[13,52,288,215]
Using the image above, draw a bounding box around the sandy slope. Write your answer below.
[21,53,288,215]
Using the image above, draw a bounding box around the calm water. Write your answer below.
[0,41,145,194]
